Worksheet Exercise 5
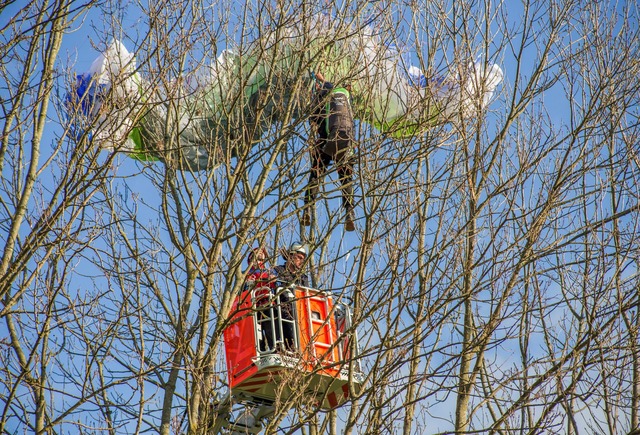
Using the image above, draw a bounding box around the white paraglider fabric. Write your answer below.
[66,14,503,171]
[68,41,141,152]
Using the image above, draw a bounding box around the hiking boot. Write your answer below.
[344,209,355,232]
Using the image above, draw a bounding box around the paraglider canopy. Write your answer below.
[65,15,503,171]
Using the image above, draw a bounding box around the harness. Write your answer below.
[324,87,354,139]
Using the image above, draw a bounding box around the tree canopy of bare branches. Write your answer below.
[1,1,639,434]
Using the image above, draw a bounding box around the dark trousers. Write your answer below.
[260,291,296,352]
[305,135,354,211]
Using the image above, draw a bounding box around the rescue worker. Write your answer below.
[245,247,274,287]
[273,242,310,287]
[244,247,275,308]
[303,73,356,231]
[264,242,310,352]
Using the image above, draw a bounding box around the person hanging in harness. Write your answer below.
[303,72,356,231]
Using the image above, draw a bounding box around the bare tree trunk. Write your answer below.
[455,209,476,433]
[160,170,199,435]
[403,151,432,435]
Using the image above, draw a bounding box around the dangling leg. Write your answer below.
[303,140,330,226]
[338,163,355,231]
[336,138,356,231]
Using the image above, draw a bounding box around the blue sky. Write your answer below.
[3,1,640,433]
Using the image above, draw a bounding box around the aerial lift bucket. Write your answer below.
[223,285,364,410]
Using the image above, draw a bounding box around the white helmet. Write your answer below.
[289,242,307,257]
